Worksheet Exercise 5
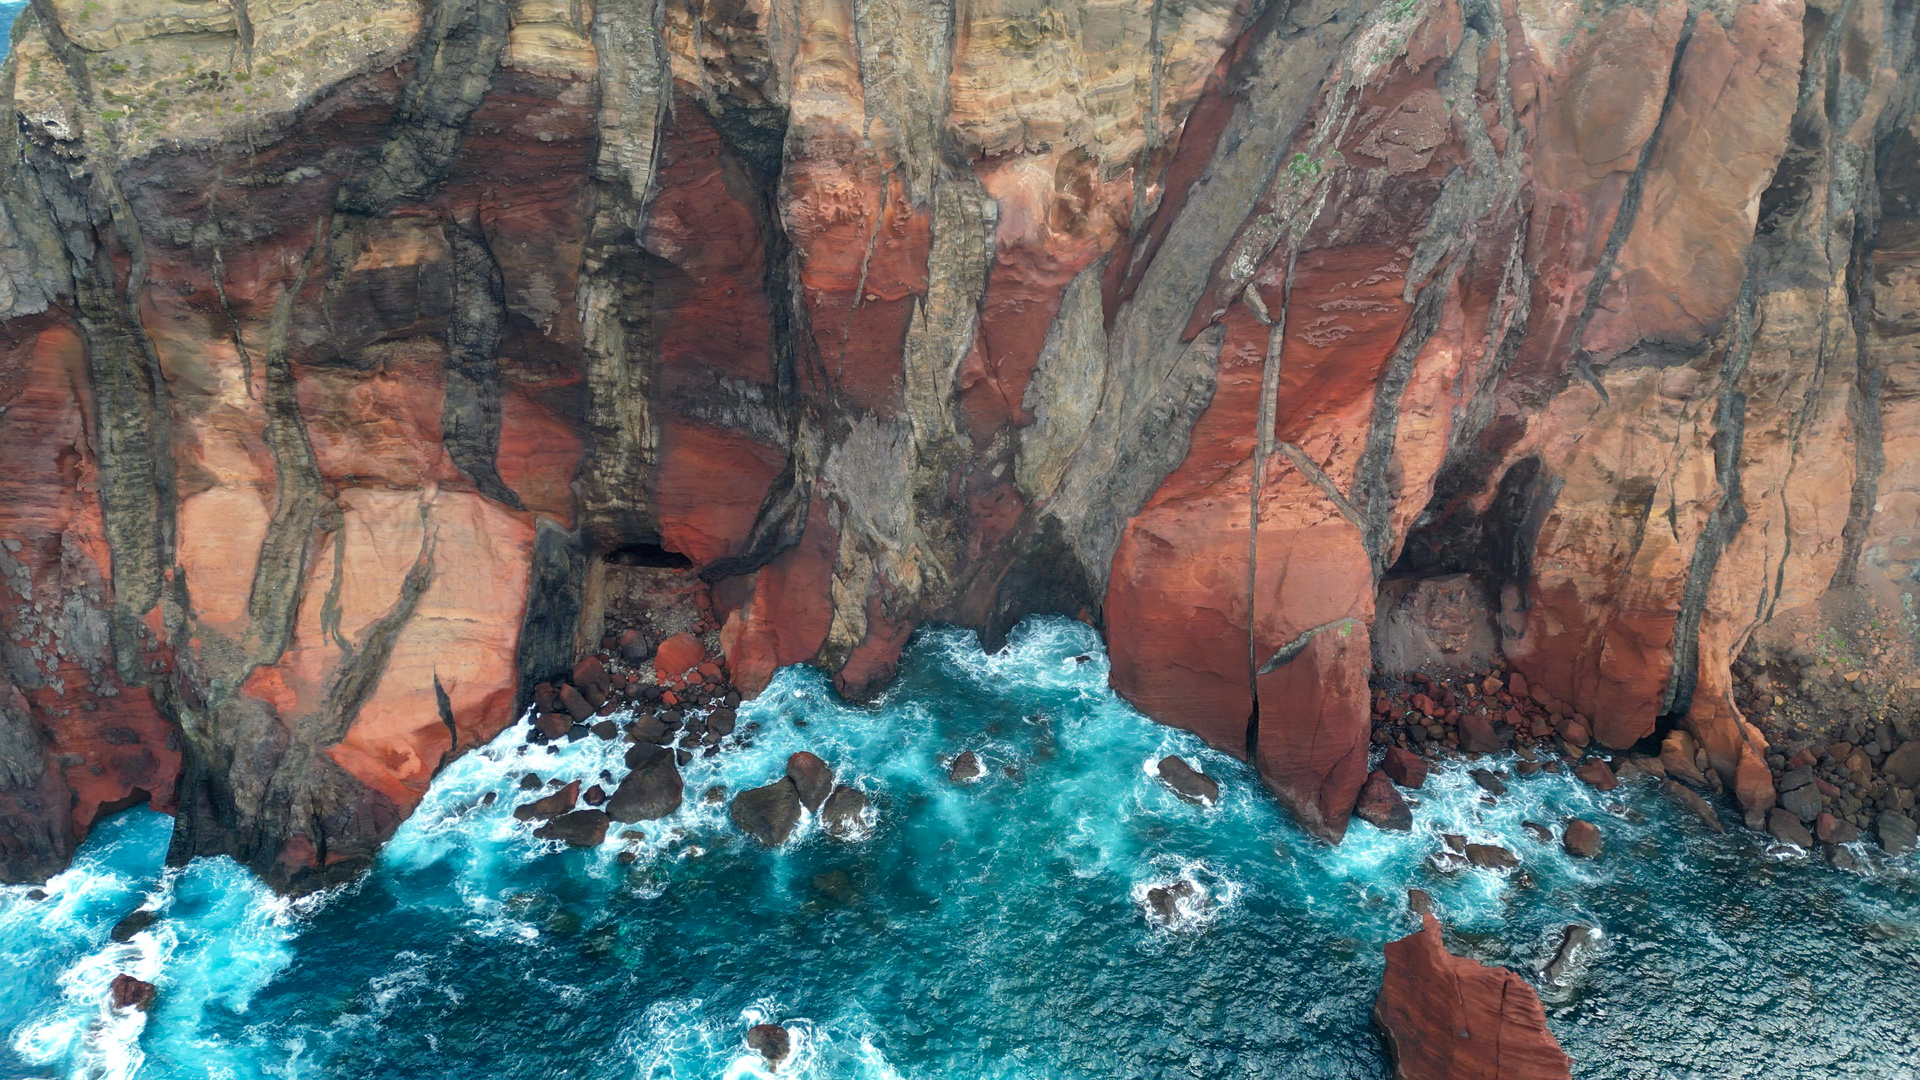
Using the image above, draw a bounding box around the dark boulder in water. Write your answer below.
[1458,712,1502,754]
[1521,822,1553,844]
[1469,769,1507,796]
[626,716,672,745]
[707,708,737,738]
[1876,810,1916,855]
[1561,819,1601,858]
[948,751,986,784]
[732,778,803,845]
[1375,913,1572,1080]
[590,719,619,741]
[787,751,835,812]
[1355,770,1412,831]
[746,1023,791,1066]
[514,781,580,822]
[534,712,573,739]
[1142,879,1210,929]
[609,745,684,822]
[1156,756,1220,805]
[110,974,157,1012]
[1542,924,1596,988]
[821,786,871,839]
[1768,808,1814,848]
[1464,844,1518,870]
[1662,781,1724,833]
[1573,759,1618,792]
[559,683,595,722]
[110,908,158,943]
[536,810,610,847]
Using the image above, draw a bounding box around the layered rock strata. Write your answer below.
[3,0,1919,887]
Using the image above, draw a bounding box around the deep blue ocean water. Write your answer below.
[1,618,1916,1079]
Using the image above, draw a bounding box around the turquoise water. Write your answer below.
[2,618,1916,1079]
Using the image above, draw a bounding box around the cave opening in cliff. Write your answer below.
[603,542,693,570]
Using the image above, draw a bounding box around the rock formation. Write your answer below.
[1375,913,1572,1080]
[2,0,1919,889]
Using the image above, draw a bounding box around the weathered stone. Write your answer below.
[1464,844,1519,870]
[948,752,986,784]
[1375,914,1572,1079]
[746,1024,791,1066]
[535,810,610,847]
[1878,811,1918,855]
[1157,756,1221,805]
[1382,747,1427,789]
[1355,770,1413,832]
[731,779,802,846]
[109,975,157,1012]
[1768,808,1814,848]
[607,745,683,822]
[1663,781,1725,833]
[787,751,835,813]
[821,786,871,839]
[1573,760,1618,792]
[1470,769,1507,796]
[1561,819,1601,858]
[514,781,580,822]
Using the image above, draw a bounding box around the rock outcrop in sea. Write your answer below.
[1375,913,1572,1080]
[2,0,1919,899]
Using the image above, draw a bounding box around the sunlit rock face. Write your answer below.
[1,0,1917,886]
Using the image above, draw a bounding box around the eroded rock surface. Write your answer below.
[3,0,1920,889]
[1375,914,1572,1080]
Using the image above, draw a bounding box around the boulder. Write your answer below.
[1521,821,1554,844]
[1662,780,1724,833]
[1374,913,1573,1080]
[1778,765,1822,823]
[534,712,573,739]
[109,908,158,943]
[1356,770,1413,831]
[1767,807,1813,848]
[1470,769,1507,796]
[558,683,595,722]
[1542,924,1596,987]
[731,778,803,845]
[1464,844,1519,870]
[707,708,738,738]
[518,773,542,790]
[1814,812,1858,845]
[1407,888,1436,919]
[626,716,672,744]
[948,751,986,784]
[654,633,705,684]
[1573,760,1617,792]
[746,1024,791,1067]
[1458,713,1502,754]
[787,751,835,812]
[535,810,610,847]
[572,656,612,704]
[1157,756,1221,805]
[583,785,607,807]
[1382,746,1427,789]
[821,786,871,839]
[1885,740,1920,788]
[514,780,580,822]
[1142,879,1211,929]
[1878,810,1918,855]
[616,628,653,665]
[590,719,619,741]
[1660,730,1708,788]
[608,745,684,822]
[109,975,157,1012]
[1561,819,1601,858]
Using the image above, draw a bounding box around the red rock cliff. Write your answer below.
[1375,913,1573,1080]
[1,0,1917,887]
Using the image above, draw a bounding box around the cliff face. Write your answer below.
[0,0,1916,889]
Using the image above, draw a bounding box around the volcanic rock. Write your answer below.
[534,713,573,739]
[616,629,653,665]
[1767,808,1814,848]
[1662,781,1725,833]
[626,716,672,745]
[1382,747,1427,789]
[1561,819,1601,858]
[514,781,580,822]
[731,779,803,846]
[1886,741,1920,788]
[787,752,835,812]
[654,634,705,685]
[1542,924,1596,988]
[1778,766,1822,823]
[1521,821,1553,844]
[1469,769,1507,796]
[1573,760,1618,792]
[1814,813,1858,845]
[746,1024,791,1066]
[608,745,684,822]
[1157,756,1221,805]
[109,908,158,943]
[1355,770,1413,832]
[536,810,611,847]
[1458,713,1502,754]
[572,656,612,705]
[109,975,157,1012]
[1878,810,1918,855]
[821,786,871,839]
[559,684,595,722]
[1375,914,1572,1080]
[1464,844,1519,870]
[948,752,986,784]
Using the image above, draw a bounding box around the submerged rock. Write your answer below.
[1521,822,1553,844]
[1355,770,1412,831]
[608,745,683,822]
[948,751,986,784]
[1156,755,1221,805]
[536,810,610,847]
[1374,914,1573,1080]
[787,751,835,812]
[821,786,871,839]
[732,779,803,846]
[747,1023,791,1066]
[109,908,158,943]
[1142,879,1211,930]
[1662,781,1724,833]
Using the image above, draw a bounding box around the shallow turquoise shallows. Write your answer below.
[3,618,1917,1079]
